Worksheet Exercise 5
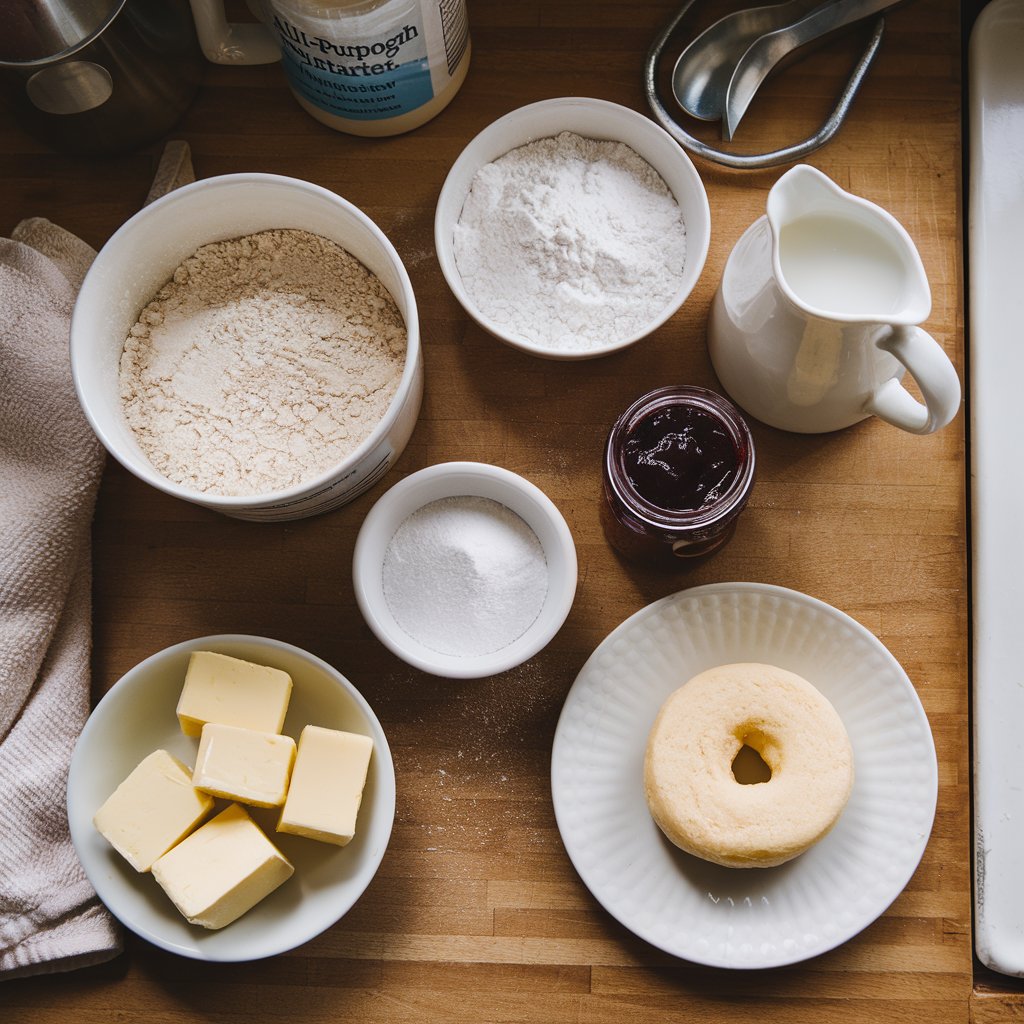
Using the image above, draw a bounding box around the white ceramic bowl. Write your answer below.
[434,97,711,360]
[353,462,577,678]
[71,173,422,521]
[67,635,396,962]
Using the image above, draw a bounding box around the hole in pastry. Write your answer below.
[732,743,772,785]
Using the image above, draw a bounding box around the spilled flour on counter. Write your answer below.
[453,130,687,352]
[119,229,406,497]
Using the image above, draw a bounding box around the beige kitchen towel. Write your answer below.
[0,217,122,979]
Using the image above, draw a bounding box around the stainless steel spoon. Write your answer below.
[671,0,823,122]
[646,0,887,169]
[723,0,905,139]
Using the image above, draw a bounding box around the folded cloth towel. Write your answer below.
[0,218,122,979]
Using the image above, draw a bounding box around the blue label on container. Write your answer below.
[272,15,435,121]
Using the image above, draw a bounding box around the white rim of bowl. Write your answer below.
[70,172,421,508]
[353,462,578,678]
[433,96,711,360]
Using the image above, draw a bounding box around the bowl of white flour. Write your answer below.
[71,173,422,521]
[434,97,710,359]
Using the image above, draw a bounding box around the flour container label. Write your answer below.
[270,0,469,122]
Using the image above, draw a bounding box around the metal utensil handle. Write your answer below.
[773,0,901,46]
[724,0,900,138]
[644,0,885,170]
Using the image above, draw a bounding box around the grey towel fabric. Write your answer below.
[0,218,122,979]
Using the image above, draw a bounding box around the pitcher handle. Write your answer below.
[189,0,281,65]
[865,325,961,435]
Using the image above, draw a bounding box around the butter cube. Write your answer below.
[176,651,292,737]
[93,749,214,872]
[193,723,296,808]
[278,726,373,846]
[151,803,294,930]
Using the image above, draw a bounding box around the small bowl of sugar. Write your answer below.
[434,97,711,360]
[353,462,577,679]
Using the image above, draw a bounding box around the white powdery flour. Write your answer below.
[452,130,687,352]
[382,496,549,658]
[119,229,406,497]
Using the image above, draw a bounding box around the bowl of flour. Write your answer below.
[434,97,711,360]
[71,173,422,521]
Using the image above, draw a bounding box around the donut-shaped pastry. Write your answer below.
[644,663,853,868]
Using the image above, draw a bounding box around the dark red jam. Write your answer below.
[622,404,741,513]
[602,386,755,564]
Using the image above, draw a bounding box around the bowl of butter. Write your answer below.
[67,635,395,961]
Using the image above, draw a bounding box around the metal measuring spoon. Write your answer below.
[671,0,823,122]
[646,0,887,169]
[723,0,905,139]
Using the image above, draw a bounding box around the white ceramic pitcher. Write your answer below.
[708,164,961,434]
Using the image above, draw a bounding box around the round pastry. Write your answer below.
[643,663,854,868]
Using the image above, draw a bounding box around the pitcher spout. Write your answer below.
[766,164,845,230]
[766,164,931,324]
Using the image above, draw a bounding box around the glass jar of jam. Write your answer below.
[601,385,755,564]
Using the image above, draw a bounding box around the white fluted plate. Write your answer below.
[551,582,937,969]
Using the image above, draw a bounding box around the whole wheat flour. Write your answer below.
[452,130,687,353]
[119,229,406,497]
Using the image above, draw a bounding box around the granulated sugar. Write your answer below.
[118,229,406,497]
[452,130,687,353]
[382,495,549,658]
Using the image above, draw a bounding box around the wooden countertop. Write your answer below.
[4,0,997,1020]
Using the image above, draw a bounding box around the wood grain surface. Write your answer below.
[1,0,986,1020]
